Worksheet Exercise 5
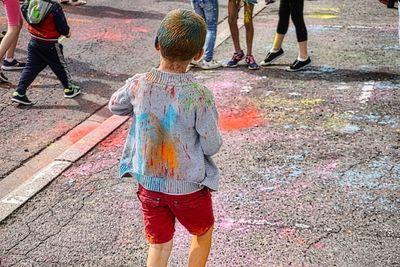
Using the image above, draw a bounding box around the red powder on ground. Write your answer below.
[55,121,71,135]
[68,17,150,42]
[67,125,97,144]
[132,26,151,33]
[98,128,128,150]
[219,107,265,131]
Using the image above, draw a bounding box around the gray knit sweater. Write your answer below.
[108,68,223,194]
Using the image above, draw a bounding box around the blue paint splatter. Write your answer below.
[287,155,305,161]
[289,166,303,177]
[341,124,361,134]
[374,81,399,90]
[161,104,177,131]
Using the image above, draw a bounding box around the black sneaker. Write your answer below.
[64,84,81,98]
[260,48,284,66]
[11,92,33,105]
[286,57,311,72]
[1,59,26,71]
[0,71,9,83]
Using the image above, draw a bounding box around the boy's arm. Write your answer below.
[195,89,223,156]
[108,77,137,116]
[52,4,70,36]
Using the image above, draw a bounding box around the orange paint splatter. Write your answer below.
[146,113,179,178]
[219,107,264,131]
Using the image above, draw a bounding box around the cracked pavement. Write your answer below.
[1,0,400,266]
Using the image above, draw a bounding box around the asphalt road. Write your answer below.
[0,0,229,181]
[1,0,399,266]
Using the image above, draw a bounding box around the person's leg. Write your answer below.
[0,26,20,61]
[171,188,215,267]
[188,226,214,267]
[16,41,47,96]
[202,0,219,62]
[137,186,176,267]
[5,23,22,60]
[228,0,241,52]
[273,0,290,50]
[46,43,72,89]
[289,0,308,59]
[243,3,254,55]
[147,240,173,267]
[0,0,22,60]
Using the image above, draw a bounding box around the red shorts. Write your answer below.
[137,185,214,244]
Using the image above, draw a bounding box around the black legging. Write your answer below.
[276,0,308,42]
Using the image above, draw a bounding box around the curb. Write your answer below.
[0,115,128,223]
[0,161,72,222]
[0,3,267,223]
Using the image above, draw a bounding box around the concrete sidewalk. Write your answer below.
[1,0,399,266]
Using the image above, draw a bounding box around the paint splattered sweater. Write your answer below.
[108,68,223,194]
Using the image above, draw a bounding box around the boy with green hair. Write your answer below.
[109,9,223,267]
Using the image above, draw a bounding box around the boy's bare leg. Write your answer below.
[228,0,241,52]
[188,227,213,267]
[147,239,173,267]
[272,33,285,51]
[298,40,308,59]
[243,3,254,55]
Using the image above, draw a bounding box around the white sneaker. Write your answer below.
[196,59,222,70]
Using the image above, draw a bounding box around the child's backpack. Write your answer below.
[21,0,53,25]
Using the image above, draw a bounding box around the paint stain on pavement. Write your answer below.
[69,17,151,42]
[219,107,265,131]
[66,125,97,144]
[305,8,339,20]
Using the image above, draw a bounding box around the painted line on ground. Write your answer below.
[359,81,375,104]
[0,161,72,222]
[0,5,269,222]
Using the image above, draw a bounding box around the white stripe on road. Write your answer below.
[359,81,375,104]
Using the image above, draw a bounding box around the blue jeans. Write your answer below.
[191,0,219,62]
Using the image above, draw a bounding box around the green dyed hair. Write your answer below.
[157,9,207,61]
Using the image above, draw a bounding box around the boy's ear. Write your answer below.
[154,36,160,51]
[193,48,204,61]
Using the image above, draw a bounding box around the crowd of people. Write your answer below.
[0,0,312,105]
[191,0,311,71]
